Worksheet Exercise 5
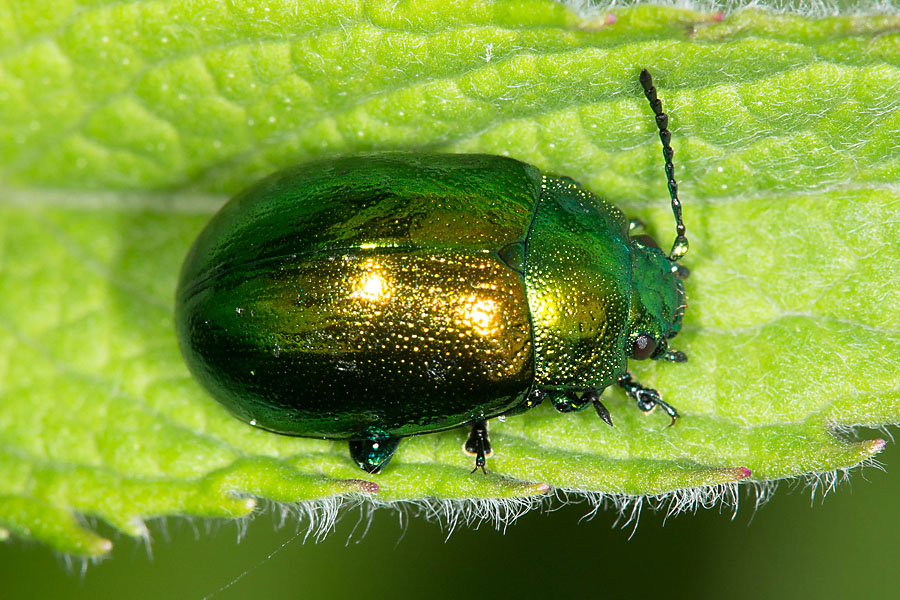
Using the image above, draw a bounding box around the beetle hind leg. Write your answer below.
[617,372,679,426]
[464,421,493,474]
[349,432,401,474]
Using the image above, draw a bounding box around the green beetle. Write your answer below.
[176,70,689,473]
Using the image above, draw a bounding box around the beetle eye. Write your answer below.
[632,334,657,360]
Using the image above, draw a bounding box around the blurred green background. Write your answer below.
[2,438,895,599]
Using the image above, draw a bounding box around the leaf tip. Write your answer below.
[218,495,258,517]
[733,467,752,481]
[82,535,114,557]
[508,481,551,497]
[866,438,887,456]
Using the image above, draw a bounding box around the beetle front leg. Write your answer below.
[464,420,493,474]
[661,349,687,363]
[617,373,679,426]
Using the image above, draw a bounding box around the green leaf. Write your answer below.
[1,0,898,557]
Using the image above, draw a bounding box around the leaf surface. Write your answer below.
[1,1,898,556]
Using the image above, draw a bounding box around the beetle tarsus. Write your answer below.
[464,421,492,474]
[617,372,679,425]
[589,391,614,427]
[582,388,613,426]
[662,349,687,363]
[657,398,679,427]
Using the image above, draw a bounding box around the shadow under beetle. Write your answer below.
[175,69,690,474]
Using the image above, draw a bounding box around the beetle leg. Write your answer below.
[585,389,613,427]
[628,218,645,233]
[661,349,687,363]
[464,421,493,474]
[524,388,546,410]
[349,433,401,474]
[617,372,679,426]
[550,389,613,426]
[550,390,591,413]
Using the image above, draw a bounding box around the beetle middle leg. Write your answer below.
[617,372,678,425]
[550,389,613,426]
[464,421,493,474]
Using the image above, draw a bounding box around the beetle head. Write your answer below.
[626,234,687,360]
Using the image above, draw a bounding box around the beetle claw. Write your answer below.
[656,398,679,427]
[617,372,680,426]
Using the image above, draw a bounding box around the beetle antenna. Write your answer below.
[639,69,688,262]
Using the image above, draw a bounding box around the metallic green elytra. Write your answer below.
[175,69,690,474]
